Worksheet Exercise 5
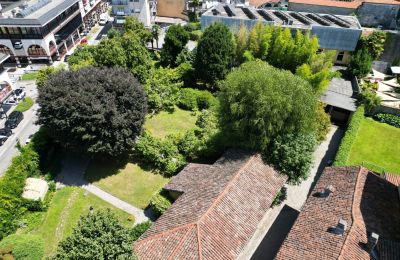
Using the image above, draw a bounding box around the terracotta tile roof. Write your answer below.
[275,166,400,260]
[288,0,400,8]
[249,0,280,7]
[134,150,287,260]
[385,172,400,186]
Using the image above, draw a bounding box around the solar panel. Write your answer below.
[289,12,312,25]
[17,0,51,17]
[273,11,293,24]
[306,13,332,26]
[223,5,236,17]
[257,10,273,22]
[241,7,257,20]
[323,14,350,28]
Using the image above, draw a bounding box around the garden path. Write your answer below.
[56,155,151,223]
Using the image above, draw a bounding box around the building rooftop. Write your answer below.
[0,0,80,26]
[203,4,361,30]
[320,76,358,111]
[289,0,400,8]
[22,177,49,201]
[276,166,400,259]
[134,150,287,260]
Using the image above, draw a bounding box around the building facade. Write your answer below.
[201,4,362,64]
[111,0,155,27]
[0,0,107,65]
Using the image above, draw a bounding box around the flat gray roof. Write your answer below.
[320,77,357,111]
[203,4,361,30]
[0,0,80,26]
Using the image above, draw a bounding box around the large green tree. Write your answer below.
[160,25,189,67]
[348,48,372,78]
[123,16,151,44]
[194,23,235,86]
[93,38,127,67]
[37,67,147,156]
[53,210,134,259]
[219,60,317,150]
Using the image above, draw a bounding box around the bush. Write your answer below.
[130,221,152,241]
[272,187,287,207]
[0,234,44,260]
[149,190,173,217]
[333,106,365,166]
[266,133,316,184]
[360,90,381,115]
[184,22,201,32]
[189,30,202,41]
[313,103,331,142]
[178,88,217,111]
[135,132,187,177]
[373,113,400,128]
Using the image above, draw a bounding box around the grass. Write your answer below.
[19,187,133,257]
[21,72,38,81]
[144,107,198,139]
[85,160,170,209]
[14,97,34,112]
[347,117,400,174]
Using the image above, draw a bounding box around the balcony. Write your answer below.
[111,0,128,5]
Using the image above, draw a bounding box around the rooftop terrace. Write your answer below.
[203,4,361,30]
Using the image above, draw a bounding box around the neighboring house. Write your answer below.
[0,0,107,65]
[275,166,400,259]
[134,150,287,260]
[201,4,362,64]
[288,0,400,29]
[111,0,155,27]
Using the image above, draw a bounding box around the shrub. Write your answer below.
[360,90,381,115]
[0,234,44,260]
[130,221,152,241]
[373,113,400,128]
[272,187,287,207]
[313,103,331,142]
[333,106,365,166]
[189,30,202,41]
[178,88,217,111]
[135,132,187,177]
[184,22,201,32]
[266,133,317,184]
[149,190,173,217]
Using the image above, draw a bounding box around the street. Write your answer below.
[0,80,39,176]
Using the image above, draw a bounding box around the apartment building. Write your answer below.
[0,0,107,65]
[202,4,362,64]
[111,0,154,27]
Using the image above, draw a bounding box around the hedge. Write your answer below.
[178,88,217,111]
[130,221,152,241]
[149,190,173,217]
[333,106,365,166]
[373,113,400,128]
[0,234,44,260]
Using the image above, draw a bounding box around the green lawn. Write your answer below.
[14,97,34,112]
[19,187,133,257]
[347,117,400,174]
[21,72,38,81]
[85,160,170,209]
[144,107,198,139]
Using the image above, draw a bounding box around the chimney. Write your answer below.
[367,232,379,251]
[315,185,335,198]
[328,218,347,236]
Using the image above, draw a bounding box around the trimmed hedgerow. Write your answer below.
[373,113,400,128]
[333,106,365,166]
[149,190,173,217]
[178,88,217,111]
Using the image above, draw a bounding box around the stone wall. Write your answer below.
[288,2,356,15]
[357,3,400,29]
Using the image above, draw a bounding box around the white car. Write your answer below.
[99,17,107,25]
[13,88,26,101]
[25,134,34,145]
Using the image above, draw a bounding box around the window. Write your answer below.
[336,51,345,62]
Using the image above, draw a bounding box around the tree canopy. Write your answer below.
[123,16,151,44]
[194,23,235,86]
[53,209,134,259]
[160,25,189,67]
[218,60,317,150]
[37,67,147,156]
[348,48,372,78]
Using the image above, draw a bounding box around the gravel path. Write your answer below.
[56,155,150,223]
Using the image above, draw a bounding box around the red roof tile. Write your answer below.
[275,166,400,260]
[385,172,400,186]
[134,150,287,260]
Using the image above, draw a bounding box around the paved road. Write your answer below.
[0,80,39,176]
[56,154,153,223]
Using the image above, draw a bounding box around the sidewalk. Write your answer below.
[56,155,151,223]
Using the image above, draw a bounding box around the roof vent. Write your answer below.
[314,185,335,198]
[367,232,379,251]
[328,218,347,236]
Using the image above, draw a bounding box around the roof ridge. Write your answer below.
[338,166,364,259]
[196,222,203,260]
[167,224,197,260]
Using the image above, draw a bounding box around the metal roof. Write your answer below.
[320,77,358,111]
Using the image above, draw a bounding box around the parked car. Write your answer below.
[0,128,12,137]
[25,134,34,145]
[14,41,23,49]
[13,88,26,101]
[5,97,17,105]
[5,111,24,129]
[80,38,88,45]
[99,17,108,25]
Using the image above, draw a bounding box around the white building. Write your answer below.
[111,0,155,27]
[0,0,107,65]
